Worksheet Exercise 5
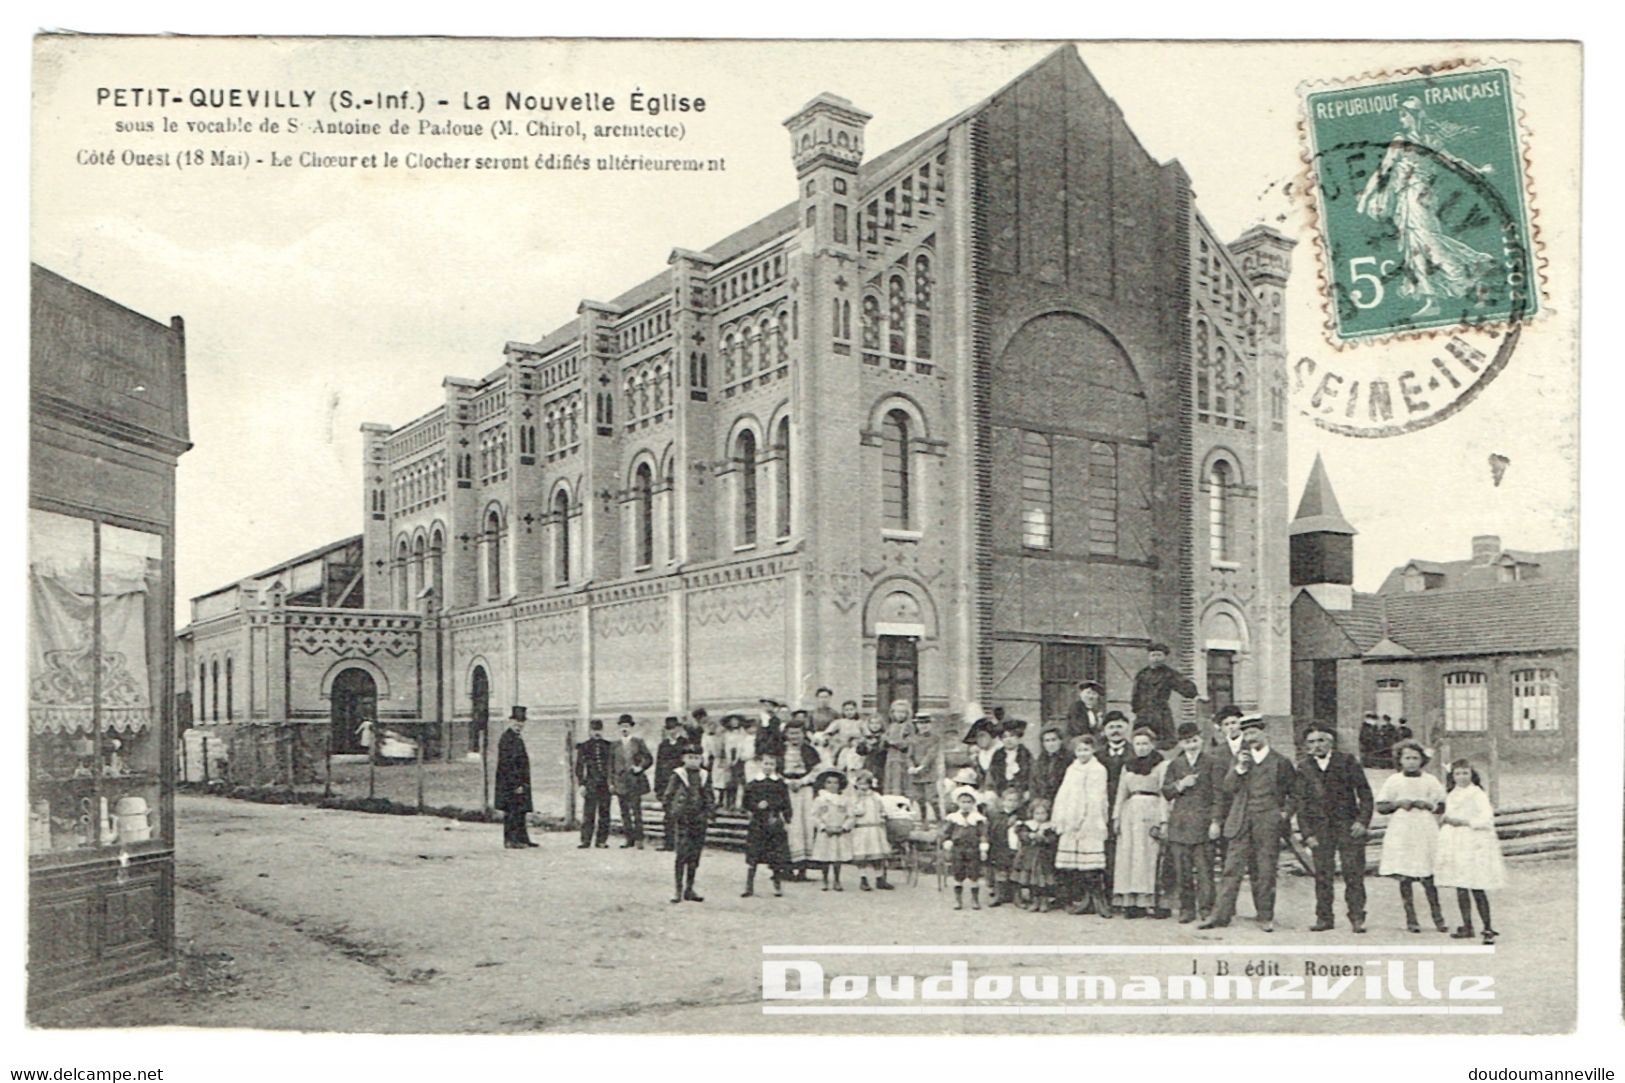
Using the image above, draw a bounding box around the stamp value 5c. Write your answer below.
[1303,66,1539,344]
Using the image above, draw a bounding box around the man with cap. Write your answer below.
[1066,681,1107,740]
[1201,715,1299,932]
[1161,720,1220,923]
[654,717,688,852]
[1208,705,1247,768]
[1131,643,1201,746]
[574,718,614,849]
[663,740,714,903]
[811,686,839,736]
[1296,720,1374,933]
[494,707,537,849]
[609,714,653,848]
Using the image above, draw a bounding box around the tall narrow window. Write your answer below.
[199,663,207,722]
[735,430,758,546]
[777,312,790,363]
[861,294,881,354]
[1232,371,1247,429]
[395,538,410,608]
[412,534,426,596]
[881,410,912,530]
[664,458,676,563]
[887,275,907,356]
[913,255,933,359]
[1020,430,1052,550]
[553,490,571,584]
[430,529,445,605]
[775,417,792,539]
[211,659,219,722]
[485,508,503,599]
[1209,459,1232,564]
[1088,442,1118,556]
[833,203,848,245]
[1444,672,1488,731]
[225,656,234,720]
[723,333,737,384]
[1214,347,1229,420]
[633,463,654,568]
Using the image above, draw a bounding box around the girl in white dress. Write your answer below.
[1375,740,1449,933]
[1435,758,1505,944]
[1052,734,1111,918]
[847,769,892,891]
[810,770,855,891]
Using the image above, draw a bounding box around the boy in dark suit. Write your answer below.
[1161,721,1219,923]
[664,743,714,903]
[494,707,536,849]
[575,717,614,848]
[1297,720,1375,933]
[1201,716,1299,932]
[654,716,687,851]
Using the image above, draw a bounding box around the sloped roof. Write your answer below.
[193,535,363,603]
[1306,591,1389,653]
[1379,580,1578,657]
[1375,547,1578,595]
[1290,453,1355,536]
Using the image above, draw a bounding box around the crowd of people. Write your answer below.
[497,664,1506,941]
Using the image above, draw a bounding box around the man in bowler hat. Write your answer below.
[494,707,537,849]
[1296,720,1374,933]
[609,714,654,848]
[1065,681,1106,740]
[1161,721,1220,923]
[575,717,614,848]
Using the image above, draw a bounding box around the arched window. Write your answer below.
[1232,370,1247,429]
[553,489,571,584]
[775,417,792,538]
[740,327,755,377]
[484,507,504,599]
[887,275,907,356]
[735,429,758,546]
[861,294,880,353]
[664,457,677,563]
[1209,459,1232,564]
[225,656,234,720]
[395,538,410,608]
[777,312,791,363]
[412,534,426,597]
[1214,347,1229,420]
[881,409,912,530]
[1020,430,1052,550]
[634,462,654,568]
[198,662,206,722]
[430,528,445,605]
[914,255,933,359]
[210,659,220,722]
[723,333,737,384]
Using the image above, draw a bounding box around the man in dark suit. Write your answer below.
[1130,642,1201,746]
[1098,712,1134,806]
[1161,721,1220,923]
[653,716,687,851]
[609,714,653,848]
[494,706,536,849]
[575,717,614,849]
[1201,716,1298,932]
[1065,681,1106,740]
[1208,704,1246,766]
[1296,720,1375,933]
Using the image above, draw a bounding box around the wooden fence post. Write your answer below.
[564,719,578,829]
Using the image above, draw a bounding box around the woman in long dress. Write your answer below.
[1052,734,1110,917]
[1110,727,1168,917]
[1434,758,1505,944]
[1375,739,1449,932]
[779,722,822,878]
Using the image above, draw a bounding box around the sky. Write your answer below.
[29,39,1580,617]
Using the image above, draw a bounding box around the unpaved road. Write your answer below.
[34,795,1574,1034]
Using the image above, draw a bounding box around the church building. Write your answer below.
[185,46,1295,760]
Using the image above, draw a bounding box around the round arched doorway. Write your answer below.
[330,667,379,754]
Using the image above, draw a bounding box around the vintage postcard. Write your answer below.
[25,38,1582,1042]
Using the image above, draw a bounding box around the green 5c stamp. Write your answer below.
[1303,65,1539,343]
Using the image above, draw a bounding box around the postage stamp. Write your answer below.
[1302,64,1541,344]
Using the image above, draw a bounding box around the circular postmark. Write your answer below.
[1297,66,1539,437]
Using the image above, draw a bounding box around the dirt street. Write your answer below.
[35,795,1574,1034]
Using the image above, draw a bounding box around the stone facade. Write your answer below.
[194,47,1295,760]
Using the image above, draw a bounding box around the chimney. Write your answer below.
[1471,535,1502,565]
